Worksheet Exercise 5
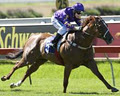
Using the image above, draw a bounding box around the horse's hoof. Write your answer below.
[111,87,119,92]
[63,90,66,93]
[10,83,15,88]
[1,76,6,81]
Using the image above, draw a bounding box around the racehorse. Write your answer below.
[1,16,119,93]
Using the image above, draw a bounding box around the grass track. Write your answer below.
[0,61,120,96]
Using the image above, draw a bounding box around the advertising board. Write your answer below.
[0,25,57,48]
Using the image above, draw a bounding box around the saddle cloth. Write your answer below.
[44,33,66,54]
[44,36,56,53]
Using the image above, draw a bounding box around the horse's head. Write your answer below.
[82,16,114,44]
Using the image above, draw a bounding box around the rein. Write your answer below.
[82,25,94,37]
[103,29,109,38]
[67,40,92,50]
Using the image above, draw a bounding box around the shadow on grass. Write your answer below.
[36,92,51,94]
[70,92,99,95]
[0,89,32,92]
[11,89,33,92]
[70,91,120,95]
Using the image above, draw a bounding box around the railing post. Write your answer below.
[104,53,115,86]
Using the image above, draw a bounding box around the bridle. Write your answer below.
[83,17,109,39]
[83,25,94,37]
[100,20,109,39]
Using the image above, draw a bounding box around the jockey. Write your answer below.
[51,2,84,48]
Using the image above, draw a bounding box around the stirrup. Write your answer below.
[49,43,54,46]
[50,43,57,49]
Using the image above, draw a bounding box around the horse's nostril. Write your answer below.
[108,38,113,44]
[110,38,114,42]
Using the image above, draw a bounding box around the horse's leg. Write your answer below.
[10,59,47,88]
[85,59,119,92]
[63,64,72,93]
[1,58,26,81]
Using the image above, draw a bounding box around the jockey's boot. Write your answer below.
[52,33,62,48]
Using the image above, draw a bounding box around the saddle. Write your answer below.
[44,33,67,54]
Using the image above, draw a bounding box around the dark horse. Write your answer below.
[1,16,119,93]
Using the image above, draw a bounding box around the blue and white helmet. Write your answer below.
[72,3,84,12]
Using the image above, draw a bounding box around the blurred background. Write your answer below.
[0,0,119,18]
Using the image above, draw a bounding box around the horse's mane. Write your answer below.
[82,16,96,28]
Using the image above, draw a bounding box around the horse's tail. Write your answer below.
[6,49,23,59]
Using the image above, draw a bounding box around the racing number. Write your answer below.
[56,0,69,9]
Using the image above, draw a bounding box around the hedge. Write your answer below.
[0,9,43,18]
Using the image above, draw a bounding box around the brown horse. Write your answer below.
[1,16,119,93]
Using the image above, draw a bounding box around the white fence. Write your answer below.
[0,15,120,26]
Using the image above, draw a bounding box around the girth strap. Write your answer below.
[55,50,64,65]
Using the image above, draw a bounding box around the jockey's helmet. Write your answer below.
[72,3,84,13]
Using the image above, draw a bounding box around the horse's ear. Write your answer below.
[88,15,92,20]
[89,16,97,21]
[82,16,96,27]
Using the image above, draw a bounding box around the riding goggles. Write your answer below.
[75,10,82,14]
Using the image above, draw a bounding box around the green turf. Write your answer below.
[0,61,120,96]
